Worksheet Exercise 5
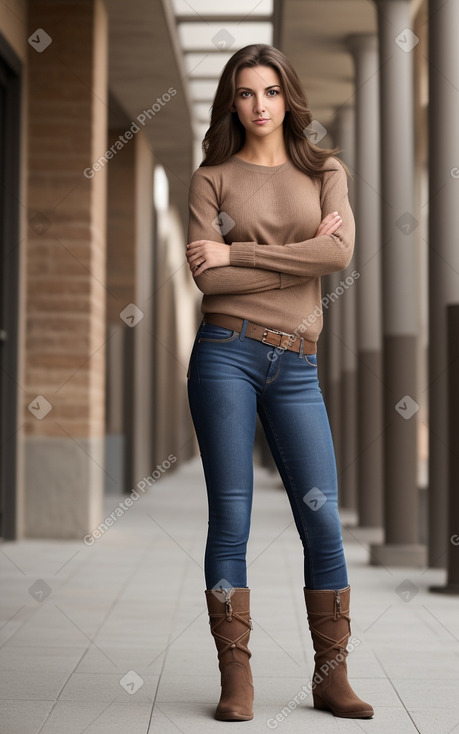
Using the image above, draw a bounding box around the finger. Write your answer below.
[321,212,341,226]
[316,214,341,235]
[186,240,206,250]
[323,224,341,235]
[186,242,202,255]
[187,252,203,266]
[326,213,342,226]
[187,247,203,261]
[193,262,208,277]
[318,218,342,236]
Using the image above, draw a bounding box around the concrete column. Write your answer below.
[106,129,155,490]
[324,273,343,483]
[347,34,383,528]
[318,281,330,405]
[105,127,136,494]
[427,0,459,568]
[132,134,155,482]
[333,106,358,512]
[430,306,459,594]
[153,167,195,467]
[24,0,108,538]
[370,0,425,566]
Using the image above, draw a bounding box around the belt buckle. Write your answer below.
[262,327,295,350]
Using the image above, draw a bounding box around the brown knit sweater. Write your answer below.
[187,154,355,341]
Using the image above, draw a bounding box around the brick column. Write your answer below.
[24,0,108,537]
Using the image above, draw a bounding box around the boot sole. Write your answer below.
[314,704,374,719]
[330,712,374,719]
[216,712,254,721]
[314,693,373,719]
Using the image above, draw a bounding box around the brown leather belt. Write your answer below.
[203,313,317,354]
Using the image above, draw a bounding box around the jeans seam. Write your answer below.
[263,347,283,386]
[198,332,239,344]
[259,404,316,588]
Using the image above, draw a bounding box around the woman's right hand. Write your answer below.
[315,211,343,237]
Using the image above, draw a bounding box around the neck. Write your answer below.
[237,134,288,166]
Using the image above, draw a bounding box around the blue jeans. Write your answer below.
[187,318,348,592]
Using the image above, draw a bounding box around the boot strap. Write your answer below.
[307,609,351,658]
[208,611,252,657]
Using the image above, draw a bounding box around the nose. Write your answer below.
[253,95,266,114]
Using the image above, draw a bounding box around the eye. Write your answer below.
[267,89,279,96]
[239,91,251,98]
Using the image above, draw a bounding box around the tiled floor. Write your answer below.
[0,457,457,734]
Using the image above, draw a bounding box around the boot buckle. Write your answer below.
[223,588,233,621]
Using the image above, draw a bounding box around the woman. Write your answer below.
[186,43,373,722]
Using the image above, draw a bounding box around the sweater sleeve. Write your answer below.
[229,160,355,277]
[187,168,303,295]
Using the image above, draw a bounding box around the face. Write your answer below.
[232,65,288,138]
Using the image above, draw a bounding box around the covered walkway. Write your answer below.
[0,458,456,733]
[1,1,459,731]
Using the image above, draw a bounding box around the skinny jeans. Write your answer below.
[187,318,349,591]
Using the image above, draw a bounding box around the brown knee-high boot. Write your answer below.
[304,586,374,718]
[205,587,254,721]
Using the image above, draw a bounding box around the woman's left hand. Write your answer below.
[186,240,231,276]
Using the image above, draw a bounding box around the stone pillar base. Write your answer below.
[429,584,459,596]
[25,436,104,539]
[369,543,427,567]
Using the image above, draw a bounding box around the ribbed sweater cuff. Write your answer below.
[230,242,256,267]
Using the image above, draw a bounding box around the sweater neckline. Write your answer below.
[229,154,291,173]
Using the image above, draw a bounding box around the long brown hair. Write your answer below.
[200,44,345,179]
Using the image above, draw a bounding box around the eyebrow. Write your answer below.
[235,84,281,91]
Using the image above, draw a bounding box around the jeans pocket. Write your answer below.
[304,353,318,367]
[198,322,239,343]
